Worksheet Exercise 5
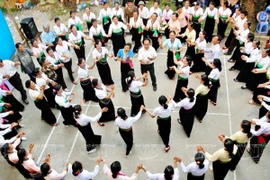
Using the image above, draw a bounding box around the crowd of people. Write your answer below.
[1,0,270,179]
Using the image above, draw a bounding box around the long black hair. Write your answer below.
[1,143,16,166]
[224,138,235,158]
[159,95,168,109]
[92,78,99,88]
[117,107,128,120]
[74,105,82,119]
[111,161,121,179]
[241,120,252,138]
[201,74,211,88]
[187,88,195,103]
[213,59,222,72]
[126,71,135,87]
[194,152,205,169]
[17,148,27,165]
[72,161,83,176]
[40,163,50,176]
[164,165,174,180]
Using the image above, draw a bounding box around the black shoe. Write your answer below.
[153,86,157,91]
[227,59,234,62]
[233,78,239,82]
[23,99,29,105]
[241,86,247,89]
[229,67,235,71]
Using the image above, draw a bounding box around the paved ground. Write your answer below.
[1,35,269,180]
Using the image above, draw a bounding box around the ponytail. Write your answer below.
[117,108,128,120]
[194,153,205,169]
[159,95,168,109]
[201,74,211,89]
[241,120,253,138]
[72,161,83,177]
[224,138,235,158]
[164,165,174,180]
[73,105,82,119]
[111,161,121,179]
[187,88,195,103]
[126,71,135,87]
[17,149,27,165]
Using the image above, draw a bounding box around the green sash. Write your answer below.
[178,75,188,80]
[117,15,122,20]
[86,20,91,24]
[138,27,143,34]
[220,16,228,21]
[75,40,83,46]
[192,15,200,20]
[100,57,107,63]
[0,99,4,112]
[256,64,263,69]
[152,29,159,38]
[207,15,215,19]
[54,59,61,65]
[157,116,170,120]
[39,52,45,63]
[76,24,83,31]
[112,28,123,35]
[65,34,69,39]
[211,78,219,82]
[175,52,181,60]
[103,16,110,24]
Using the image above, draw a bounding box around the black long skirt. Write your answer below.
[179,108,194,138]
[259,106,268,119]
[225,29,235,47]
[236,63,255,82]
[252,88,269,104]
[204,17,215,43]
[2,94,24,112]
[190,53,206,72]
[55,67,67,89]
[165,51,177,79]
[192,20,201,39]
[185,45,195,60]
[103,19,111,34]
[187,172,205,180]
[44,88,56,108]
[98,99,115,122]
[246,73,267,91]
[212,160,230,180]
[230,142,247,170]
[208,80,220,103]
[173,78,188,103]
[217,18,228,39]
[194,94,208,121]
[80,79,99,102]
[121,63,132,92]
[112,32,126,56]
[119,128,133,156]
[131,28,142,53]
[157,116,171,148]
[96,61,114,86]
[34,98,56,125]
[78,123,101,151]
[59,106,77,126]
[130,90,145,116]
[3,109,22,124]
[205,66,212,76]
[148,30,160,50]
[74,43,85,60]
[232,51,246,70]
[93,35,107,46]
[248,134,270,162]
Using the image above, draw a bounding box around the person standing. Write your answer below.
[41,24,56,50]
[116,43,134,92]
[14,43,36,83]
[112,2,125,23]
[217,1,232,39]
[0,59,28,104]
[53,17,68,41]
[74,104,107,153]
[144,95,175,153]
[89,19,108,46]
[138,38,157,91]
[98,2,112,34]
[174,88,196,138]
[126,71,147,117]
[202,1,218,42]
[92,79,115,126]
[180,152,209,180]
[82,7,96,31]
[149,0,163,23]
[176,6,188,42]
[68,10,83,31]
[179,23,196,60]
[145,13,161,51]
[162,3,174,39]
[124,0,138,24]
[31,39,47,65]
[115,106,144,158]
[190,1,203,39]
[25,80,58,126]
[54,85,77,127]
[138,1,149,39]
[163,13,180,39]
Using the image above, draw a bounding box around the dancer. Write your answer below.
[171,52,192,102]
[112,2,125,22]
[145,13,161,51]
[202,1,218,42]
[217,1,232,39]
[126,71,147,116]
[92,79,115,126]
[98,2,112,34]
[162,3,174,39]
[138,1,149,39]
[180,152,209,180]
[53,17,68,41]
[25,80,58,126]
[89,19,107,46]
[160,31,183,80]
[54,85,77,127]
[92,39,114,86]
[77,58,99,102]
[68,10,83,30]
[176,6,188,43]
[74,104,107,153]
[149,0,162,23]
[179,23,196,60]
[115,106,144,158]
[116,43,134,92]
[163,12,180,39]
[140,157,180,180]
[31,39,47,65]
[144,95,175,152]
[82,6,96,31]
[174,88,196,138]
[190,1,203,39]
[194,74,211,122]
[219,120,252,170]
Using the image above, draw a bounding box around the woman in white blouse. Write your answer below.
[247,111,270,164]
[111,2,124,23]
[73,104,107,153]
[108,15,127,57]
[202,58,222,106]
[202,2,218,43]
[54,17,68,41]
[34,67,57,108]
[68,158,103,180]
[103,160,140,180]
[171,52,192,102]
[68,10,83,31]
[219,120,252,169]
[180,153,209,180]
[194,74,211,123]
[217,1,232,39]
[31,39,47,65]
[115,106,144,157]
[190,31,207,73]
[144,95,175,152]
[92,39,114,86]
[77,58,99,102]
[140,157,180,180]
[98,2,112,34]
[25,80,57,126]
[83,6,96,31]
[126,71,148,117]
[197,138,238,180]
[145,13,161,50]
[89,19,107,46]
[40,154,68,180]
[92,79,115,126]
[174,88,196,138]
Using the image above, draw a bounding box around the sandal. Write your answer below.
[97,121,105,127]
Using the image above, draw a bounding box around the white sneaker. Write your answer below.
[19,124,24,128]
[21,137,27,141]
[64,88,69,92]
[87,148,96,154]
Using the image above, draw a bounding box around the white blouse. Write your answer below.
[111,8,124,21]
[32,44,47,56]
[115,111,142,129]
[77,65,89,79]
[44,169,67,180]
[98,8,112,21]
[129,17,144,29]
[29,85,41,101]
[89,25,107,38]
[68,164,99,180]
[82,12,96,22]
[108,22,127,35]
[129,80,143,93]
[152,102,174,118]
[55,91,72,108]
[76,113,102,126]
[69,31,85,44]
[252,116,270,136]
[243,41,254,54]
[204,44,220,62]
[103,164,137,180]
[36,73,52,90]
[190,7,204,17]
[174,97,196,110]
[255,55,270,70]
[162,9,173,21]
[54,24,68,35]
[138,7,149,19]
[180,161,209,176]
[146,168,180,180]
[195,38,206,51]
[182,6,191,17]
[68,17,83,28]
[246,48,259,63]
[235,16,247,32]
[177,61,190,79]
[149,7,163,21]
[47,52,62,66]
[202,7,218,20]
[146,19,160,30]
[55,41,71,63]
[92,47,109,60]
[94,84,107,100]
[209,68,220,80]
[218,7,232,18]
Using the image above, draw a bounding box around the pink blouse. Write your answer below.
[178,12,188,28]
[22,154,40,173]
[168,19,181,35]
[103,164,137,180]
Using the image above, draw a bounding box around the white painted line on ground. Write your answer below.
[222,51,236,180]
[37,45,94,164]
